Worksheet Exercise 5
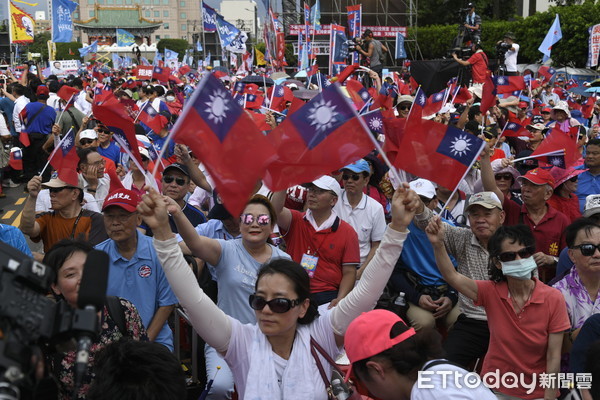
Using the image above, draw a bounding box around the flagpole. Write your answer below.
[511,150,564,163]
[112,134,159,191]
[39,127,74,177]
[495,121,509,148]
[55,93,76,123]
[260,106,285,116]
[133,100,149,123]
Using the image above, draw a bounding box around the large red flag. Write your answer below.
[346,79,371,109]
[170,74,276,216]
[396,112,486,190]
[502,121,533,138]
[57,85,80,103]
[494,75,526,94]
[263,84,374,191]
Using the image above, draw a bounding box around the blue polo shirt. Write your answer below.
[176,218,241,242]
[97,141,121,165]
[576,168,600,212]
[95,231,178,350]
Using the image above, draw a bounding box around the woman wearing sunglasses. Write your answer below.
[167,193,291,398]
[140,184,419,400]
[426,219,570,400]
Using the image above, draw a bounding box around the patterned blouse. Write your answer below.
[49,298,148,400]
[553,266,600,330]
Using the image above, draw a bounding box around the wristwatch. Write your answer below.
[552,256,559,264]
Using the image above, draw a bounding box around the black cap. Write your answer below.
[163,163,190,177]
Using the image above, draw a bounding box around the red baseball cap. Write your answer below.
[36,85,49,96]
[518,101,528,109]
[517,168,555,187]
[102,189,141,212]
[344,309,416,381]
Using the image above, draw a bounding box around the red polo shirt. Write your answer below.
[475,279,570,399]
[503,198,569,257]
[283,210,360,293]
[467,51,489,84]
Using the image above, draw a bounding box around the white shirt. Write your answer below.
[78,174,110,210]
[0,112,10,136]
[334,191,386,264]
[74,89,91,115]
[504,43,519,72]
[13,95,30,133]
[47,92,62,111]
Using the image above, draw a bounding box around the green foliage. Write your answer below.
[284,43,297,67]
[415,0,600,67]
[55,42,82,60]
[28,32,51,60]
[156,39,189,60]
[418,0,517,26]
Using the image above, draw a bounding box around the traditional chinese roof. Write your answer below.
[74,5,162,30]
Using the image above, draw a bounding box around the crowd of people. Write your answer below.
[0,41,599,400]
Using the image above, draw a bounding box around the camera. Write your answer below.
[0,242,100,399]
[496,42,511,59]
[345,37,362,52]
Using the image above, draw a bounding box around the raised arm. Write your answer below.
[139,188,231,353]
[425,216,478,301]
[330,183,420,345]
[165,195,222,266]
[480,148,505,202]
[174,144,212,193]
[271,189,292,231]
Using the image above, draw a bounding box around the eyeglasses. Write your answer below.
[497,246,535,262]
[85,159,105,168]
[571,243,600,257]
[342,173,361,181]
[240,213,271,226]
[80,139,95,145]
[495,174,513,181]
[49,186,72,194]
[162,175,187,186]
[249,294,301,313]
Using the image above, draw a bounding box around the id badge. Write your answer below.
[300,253,319,278]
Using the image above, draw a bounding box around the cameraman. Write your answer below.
[464,3,481,44]
[356,29,388,78]
[452,41,488,86]
[497,32,519,76]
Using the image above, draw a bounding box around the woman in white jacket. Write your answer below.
[139,184,419,400]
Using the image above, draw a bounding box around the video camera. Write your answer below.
[496,42,511,60]
[0,242,102,400]
[345,37,362,52]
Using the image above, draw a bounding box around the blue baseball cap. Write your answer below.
[341,159,370,174]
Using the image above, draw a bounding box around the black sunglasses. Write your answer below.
[398,105,410,111]
[571,244,600,257]
[249,294,301,313]
[497,246,535,262]
[162,175,187,186]
[342,173,361,181]
[48,186,72,194]
[80,138,95,145]
[495,174,513,181]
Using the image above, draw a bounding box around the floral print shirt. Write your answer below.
[553,266,600,330]
[49,298,148,399]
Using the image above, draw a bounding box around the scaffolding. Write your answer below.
[280,0,422,67]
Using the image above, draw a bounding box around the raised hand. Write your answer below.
[390,182,420,232]
[424,216,445,247]
[138,187,171,235]
[27,176,43,198]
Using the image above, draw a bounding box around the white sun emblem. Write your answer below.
[62,136,73,149]
[204,90,230,124]
[449,134,472,157]
[550,157,563,166]
[307,99,338,132]
[277,87,284,96]
[497,77,505,84]
[369,117,383,131]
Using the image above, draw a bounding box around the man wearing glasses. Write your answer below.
[272,175,360,306]
[142,163,206,236]
[334,159,386,279]
[96,188,178,350]
[78,148,110,209]
[20,175,107,260]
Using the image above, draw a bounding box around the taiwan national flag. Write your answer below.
[346,79,371,109]
[362,109,385,136]
[244,93,265,110]
[503,121,532,138]
[537,66,556,83]
[494,75,526,94]
[267,85,293,111]
[582,96,597,119]
[92,103,144,166]
[480,73,497,114]
[453,86,472,104]
[423,89,447,116]
[531,127,579,169]
[57,85,80,106]
[138,102,168,134]
[170,74,276,216]
[48,128,79,186]
[336,64,360,84]
[263,83,375,191]
[565,78,579,90]
[9,147,22,170]
[152,66,171,83]
[398,114,486,190]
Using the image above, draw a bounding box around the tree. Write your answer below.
[55,42,82,60]
[156,39,189,60]
[28,32,51,60]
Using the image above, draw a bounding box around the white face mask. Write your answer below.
[500,256,537,280]
[166,95,175,102]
